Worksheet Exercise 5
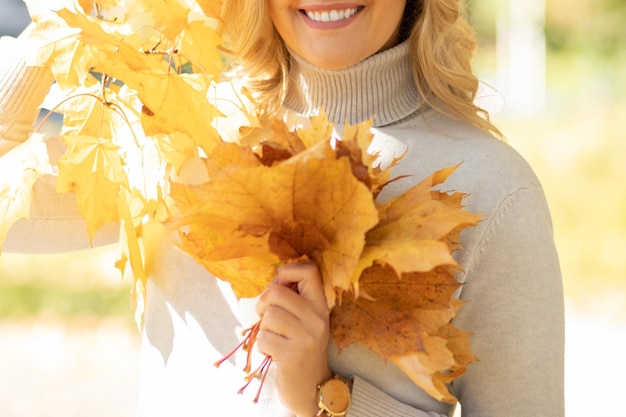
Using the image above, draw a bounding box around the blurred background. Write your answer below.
[1,0,624,415]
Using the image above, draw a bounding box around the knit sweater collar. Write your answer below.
[283,41,421,128]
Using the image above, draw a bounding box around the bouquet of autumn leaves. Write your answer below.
[1,0,480,405]
[173,115,481,403]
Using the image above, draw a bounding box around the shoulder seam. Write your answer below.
[456,185,531,299]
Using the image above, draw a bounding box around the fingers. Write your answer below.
[256,268,328,320]
[258,301,302,339]
[256,284,300,318]
[253,263,331,416]
[256,299,329,361]
[255,263,330,360]
[275,262,327,307]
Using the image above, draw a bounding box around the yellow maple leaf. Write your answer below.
[116,187,170,326]
[129,0,191,41]
[20,1,260,330]
[170,180,280,299]
[47,8,223,155]
[330,119,402,199]
[179,20,224,79]
[296,112,335,149]
[56,135,125,241]
[195,0,223,20]
[152,132,199,174]
[24,8,91,89]
[0,133,53,250]
[55,83,125,139]
[209,82,263,145]
[137,72,222,154]
[202,141,261,179]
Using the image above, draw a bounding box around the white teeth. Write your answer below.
[305,7,359,23]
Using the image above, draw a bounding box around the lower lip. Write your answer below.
[299,8,362,30]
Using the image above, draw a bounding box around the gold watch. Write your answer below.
[316,374,351,416]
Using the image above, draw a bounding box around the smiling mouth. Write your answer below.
[302,7,362,23]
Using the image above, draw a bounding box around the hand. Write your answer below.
[255,262,332,417]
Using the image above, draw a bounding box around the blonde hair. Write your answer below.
[221,0,502,138]
[221,1,288,110]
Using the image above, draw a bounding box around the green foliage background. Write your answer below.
[469,0,626,312]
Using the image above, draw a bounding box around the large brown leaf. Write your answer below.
[172,137,380,304]
[332,264,475,403]
[330,166,481,403]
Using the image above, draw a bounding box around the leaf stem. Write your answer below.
[35,93,104,134]
[214,318,274,402]
[214,283,299,401]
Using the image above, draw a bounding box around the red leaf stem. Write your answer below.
[215,281,300,401]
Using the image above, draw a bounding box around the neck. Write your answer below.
[284,42,421,127]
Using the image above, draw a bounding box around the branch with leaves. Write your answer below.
[0,0,480,403]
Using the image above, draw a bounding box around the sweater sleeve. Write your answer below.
[0,28,53,154]
[451,185,565,416]
[348,376,446,417]
[0,28,118,253]
[2,174,119,253]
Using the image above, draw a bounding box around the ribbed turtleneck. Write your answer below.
[284,41,421,128]
[0,25,54,153]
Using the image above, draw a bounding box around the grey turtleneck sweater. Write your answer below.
[281,42,564,417]
[3,37,564,416]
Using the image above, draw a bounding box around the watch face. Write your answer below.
[319,379,350,413]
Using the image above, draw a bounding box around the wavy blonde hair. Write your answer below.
[221,0,502,138]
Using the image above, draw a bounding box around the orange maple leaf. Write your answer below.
[172,136,380,303]
[332,264,475,403]
[351,166,481,291]
[329,166,480,403]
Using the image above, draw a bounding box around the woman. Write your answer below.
[214,0,564,415]
[1,0,564,416]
